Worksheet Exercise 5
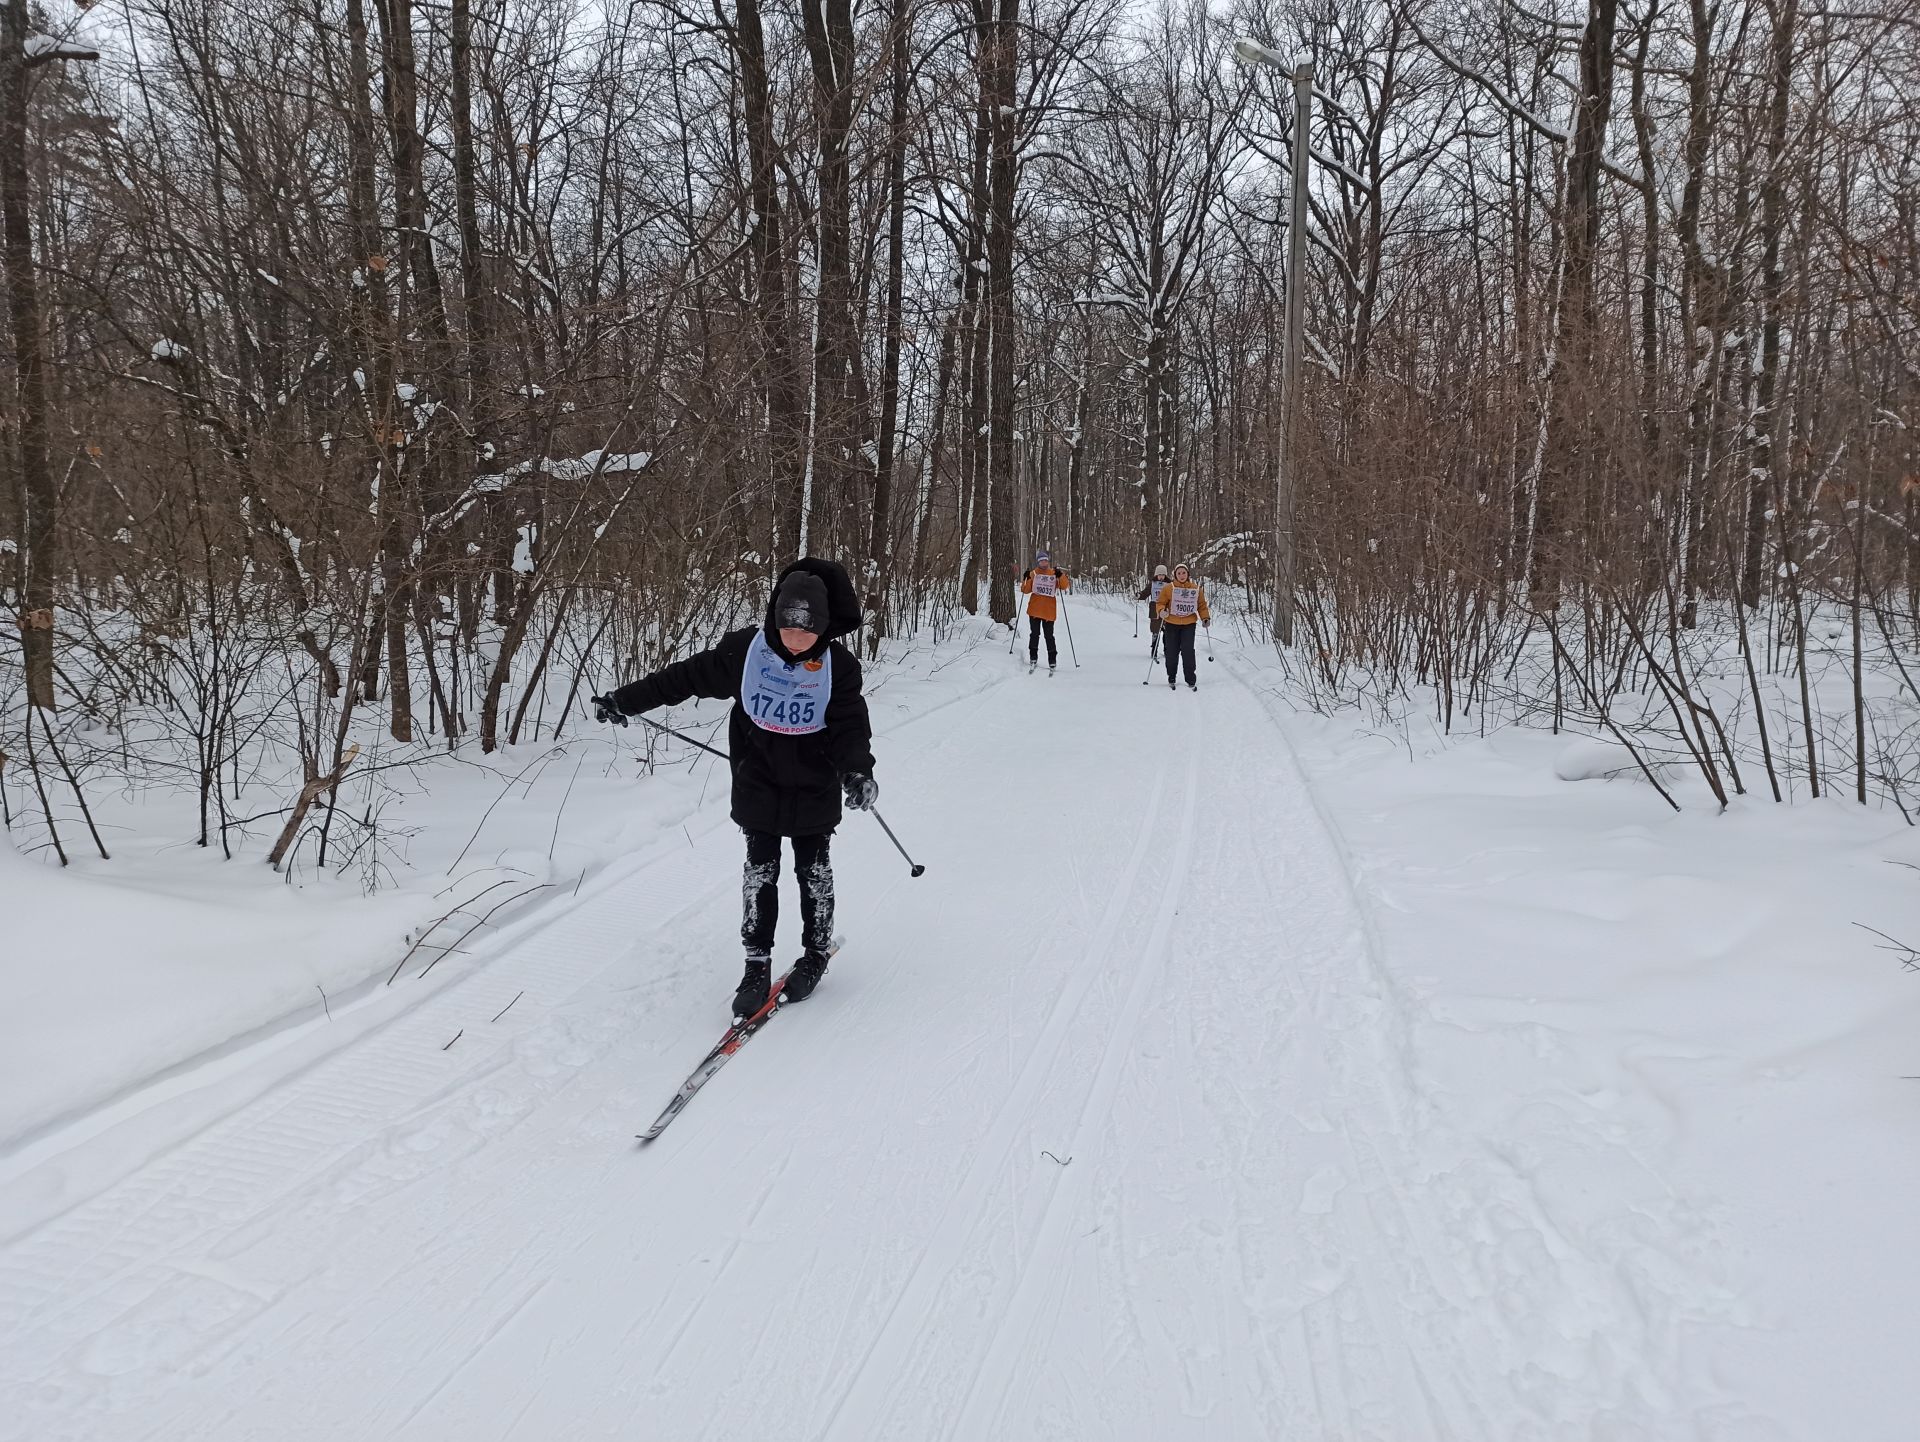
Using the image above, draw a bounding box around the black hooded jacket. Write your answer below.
[609,558,875,837]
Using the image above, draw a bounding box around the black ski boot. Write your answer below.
[1187,679,1197,691]
[779,951,831,1005]
[732,953,773,1021]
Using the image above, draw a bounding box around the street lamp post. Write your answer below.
[1234,40,1313,646]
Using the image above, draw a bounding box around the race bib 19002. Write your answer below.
[1170,585,1199,617]
[1032,571,1057,597]
[741,631,831,734]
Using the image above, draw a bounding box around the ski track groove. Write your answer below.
[0,827,747,1437]
[815,750,1176,1442]
[944,740,1203,1440]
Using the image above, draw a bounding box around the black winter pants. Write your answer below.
[741,829,834,960]
[1028,615,1057,665]
[1164,623,1198,684]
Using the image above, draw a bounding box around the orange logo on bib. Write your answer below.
[803,658,825,672]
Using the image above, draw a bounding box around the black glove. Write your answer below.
[842,772,878,812]
[590,694,628,727]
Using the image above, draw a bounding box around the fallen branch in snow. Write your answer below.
[490,991,525,1023]
[414,883,553,980]
[388,877,526,984]
[267,744,361,869]
[1855,924,1920,972]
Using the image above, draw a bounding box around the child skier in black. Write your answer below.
[591,559,877,1019]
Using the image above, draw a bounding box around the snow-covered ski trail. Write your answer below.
[0,604,1745,1441]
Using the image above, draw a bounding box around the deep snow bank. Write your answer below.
[1257,669,1920,1440]
[0,614,1007,1156]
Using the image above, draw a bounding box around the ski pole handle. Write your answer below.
[872,809,926,877]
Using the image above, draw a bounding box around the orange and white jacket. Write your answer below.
[1020,566,1071,621]
[1154,579,1210,626]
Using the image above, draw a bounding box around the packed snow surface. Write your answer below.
[2,602,1917,1439]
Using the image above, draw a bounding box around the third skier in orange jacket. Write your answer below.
[1155,563,1210,690]
[1020,551,1071,675]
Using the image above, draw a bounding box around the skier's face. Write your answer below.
[779,626,820,654]
[1174,567,1189,582]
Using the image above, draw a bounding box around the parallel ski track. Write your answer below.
[817,747,1182,1441]
[944,740,1202,1439]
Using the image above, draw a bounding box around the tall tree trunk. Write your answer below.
[1534,0,1619,607]
[451,0,491,695]
[914,302,962,582]
[866,0,912,620]
[734,0,807,556]
[984,0,1019,623]
[1677,0,1721,626]
[1745,0,1799,609]
[800,0,862,556]
[956,43,992,613]
[2,0,54,711]
[345,0,395,706]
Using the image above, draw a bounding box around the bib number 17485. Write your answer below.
[750,693,817,727]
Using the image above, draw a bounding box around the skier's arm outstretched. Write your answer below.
[594,634,746,722]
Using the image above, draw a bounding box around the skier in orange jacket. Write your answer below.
[1154,563,1210,690]
[1019,551,1071,674]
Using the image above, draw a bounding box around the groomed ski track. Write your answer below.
[2,603,1713,1441]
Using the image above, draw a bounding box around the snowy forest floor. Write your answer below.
[3,599,1918,1440]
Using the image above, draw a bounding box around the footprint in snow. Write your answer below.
[1300,1165,1348,1215]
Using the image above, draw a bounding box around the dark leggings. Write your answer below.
[1164,623,1197,684]
[741,830,834,960]
[1028,615,1057,663]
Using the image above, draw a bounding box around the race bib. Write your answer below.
[1032,571,1057,597]
[741,630,831,734]
[1170,585,1199,617]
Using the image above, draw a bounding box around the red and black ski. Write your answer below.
[638,938,841,1143]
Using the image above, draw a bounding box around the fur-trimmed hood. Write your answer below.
[762,557,862,659]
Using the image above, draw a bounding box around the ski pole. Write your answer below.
[635,713,729,762]
[1207,622,1215,663]
[872,809,926,877]
[1059,594,1079,667]
[633,715,921,876]
[1142,644,1159,686]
